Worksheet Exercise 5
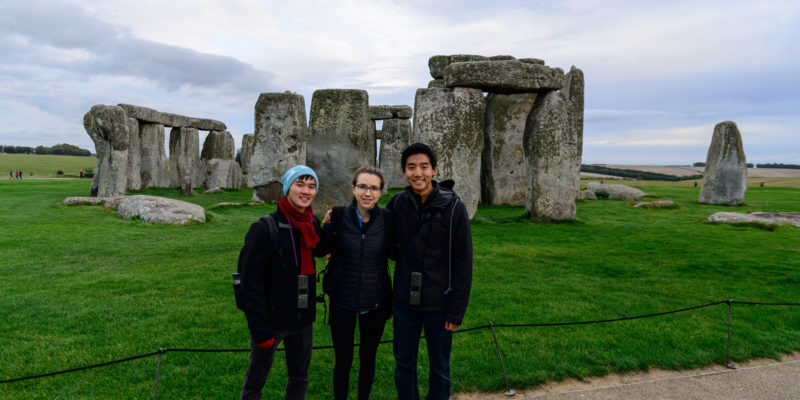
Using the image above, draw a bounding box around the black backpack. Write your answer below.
[233,214,280,311]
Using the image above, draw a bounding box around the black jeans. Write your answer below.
[329,305,389,400]
[393,307,452,400]
[241,323,313,400]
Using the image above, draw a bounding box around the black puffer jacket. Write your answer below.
[386,182,473,325]
[237,211,329,343]
[322,202,393,312]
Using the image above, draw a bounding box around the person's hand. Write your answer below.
[257,338,275,349]
[444,322,460,331]
[322,209,332,225]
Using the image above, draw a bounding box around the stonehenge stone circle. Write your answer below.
[83,105,129,197]
[481,93,537,205]
[699,121,748,206]
[169,127,202,188]
[524,90,580,220]
[379,118,412,189]
[443,60,565,93]
[413,87,485,218]
[250,92,308,201]
[307,89,374,215]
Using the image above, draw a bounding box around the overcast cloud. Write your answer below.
[1,0,798,164]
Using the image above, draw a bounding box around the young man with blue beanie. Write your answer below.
[238,165,329,400]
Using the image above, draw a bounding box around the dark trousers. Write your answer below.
[393,307,453,400]
[330,305,389,400]
[241,323,313,400]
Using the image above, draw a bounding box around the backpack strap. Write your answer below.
[259,214,285,262]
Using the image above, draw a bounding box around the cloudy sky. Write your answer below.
[1,0,798,164]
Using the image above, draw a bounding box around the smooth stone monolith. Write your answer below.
[84,105,129,197]
[699,121,747,206]
[126,118,142,190]
[563,66,585,167]
[379,119,412,189]
[202,158,242,189]
[201,130,235,160]
[250,92,308,200]
[413,87,485,218]
[307,89,374,214]
[481,93,537,205]
[139,123,169,188]
[524,91,580,220]
[444,60,564,93]
[169,127,201,188]
[241,134,254,176]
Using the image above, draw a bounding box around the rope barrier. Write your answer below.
[2,299,799,388]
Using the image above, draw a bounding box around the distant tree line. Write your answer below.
[756,163,800,169]
[581,165,702,181]
[694,161,754,167]
[2,144,91,156]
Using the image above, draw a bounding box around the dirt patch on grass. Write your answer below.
[452,352,800,399]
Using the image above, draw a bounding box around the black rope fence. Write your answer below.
[2,299,799,399]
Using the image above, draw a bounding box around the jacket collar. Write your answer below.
[403,180,456,210]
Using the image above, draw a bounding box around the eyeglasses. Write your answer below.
[354,184,381,193]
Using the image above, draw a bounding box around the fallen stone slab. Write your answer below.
[587,182,646,201]
[204,187,222,194]
[116,195,205,224]
[61,196,123,207]
[576,190,597,200]
[633,200,675,208]
[444,60,564,93]
[118,104,226,131]
[369,105,413,120]
[708,212,800,228]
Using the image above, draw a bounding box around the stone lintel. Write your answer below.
[118,103,226,131]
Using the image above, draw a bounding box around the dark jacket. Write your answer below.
[237,210,329,343]
[386,181,473,325]
[321,201,393,313]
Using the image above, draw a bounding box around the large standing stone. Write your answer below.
[125,118,141,190]
[200,130,242,189]
[563,66,585,168]
[139,123,169,188]
[699,121,748,205]
[169,127,201,188]
[250,92,308,200]
[481,93,537,205]
[524,91,580,220]
[307,89,373,214]
[444,60,565,93]
[241,134,254,175]
[379,119,412,189]
[83,105,129,197]
[413,87,485,218]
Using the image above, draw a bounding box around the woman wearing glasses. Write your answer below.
[321,165,394,400]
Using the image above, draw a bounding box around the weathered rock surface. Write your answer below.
[201,130,235,160]
[118,104,226,131]
[413,87,485,218]
[563,66,585,165]
[586,182,646,201]
[370,105,413,120]
[125,118,142,190]
[204,187,222,194]
[250,92,308,199]
[524,91,580,220]
[181,175,193,196]
[708,212,800,228]
[169,127,202,188]
[428,54,489,79]
[576,190,597,200]
[699,121,748,206]
[428,79,446,88]
[444,60,564,93]
[61,196,122,207]
[116,195,205,224]
[202,158,242,189]
[519,58,545,65]
[379,119,412,189]
[633,200,674,208]
[83,105,129,197]
[138,123,169,188]
[489,55,516,61]
[481,93,537,205]
[241,134,254,175]
[307,89,374,214]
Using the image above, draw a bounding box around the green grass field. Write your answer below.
[1,179,799,399]
[1,153,97,177]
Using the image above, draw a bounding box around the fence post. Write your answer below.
[488,321,515,397]
[153,348,166,400]
[726,300,735,369]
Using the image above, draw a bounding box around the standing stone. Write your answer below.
[181,175,192,196]
[250,92,308,201]
[481,93,537,205]
[379,118,412,189]
[699,121,747,205]
[126,118,142,190]
[139,123,169,188]
[83,105,129,197]
[169,127,201,188]
[413,87,485,218]
[563,66,585,168]
[307,89,373,214]
[241,134,254,175]
[524,90,580,220]
[201,130,242,189]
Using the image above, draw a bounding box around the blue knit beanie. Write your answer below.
[282,165,318,196]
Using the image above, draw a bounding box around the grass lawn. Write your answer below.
[1,153,97,177]
[1,179,799,399]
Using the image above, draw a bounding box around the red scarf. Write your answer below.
[278,197,319,275]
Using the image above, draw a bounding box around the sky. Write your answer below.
[1,0,798,165]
